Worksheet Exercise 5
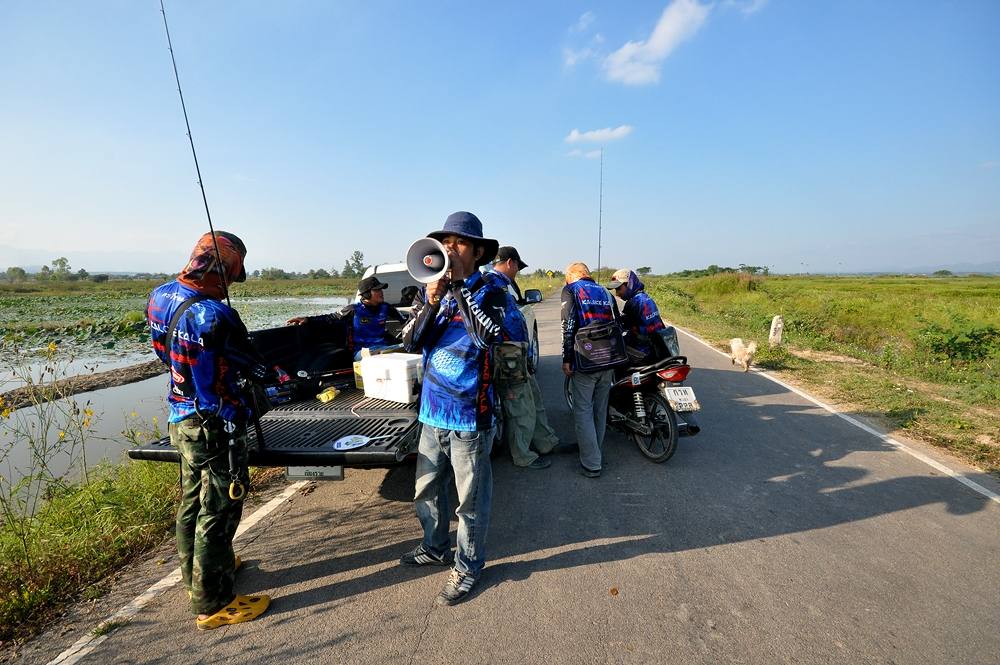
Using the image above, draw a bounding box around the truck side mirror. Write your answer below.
[523,289,542,304]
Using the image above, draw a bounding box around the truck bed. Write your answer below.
[127,386,419,468]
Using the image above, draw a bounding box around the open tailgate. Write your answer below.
[127,387,419,468]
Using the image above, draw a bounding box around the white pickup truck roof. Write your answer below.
[358,263,421,307]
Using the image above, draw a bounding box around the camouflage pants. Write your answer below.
[497,374,560,466]
[171,418,248,616]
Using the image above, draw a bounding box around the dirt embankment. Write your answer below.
[1,361,166,411]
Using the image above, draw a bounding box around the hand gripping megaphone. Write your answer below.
[406,237,450,283]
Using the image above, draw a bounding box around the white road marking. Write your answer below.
[47,481,309,665]
[674,325,999,505]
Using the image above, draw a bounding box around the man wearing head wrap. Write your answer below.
[605,268,666,364]
[561,262,623,478]
[146,231,280,630]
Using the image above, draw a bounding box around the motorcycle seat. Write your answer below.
[624,355,687,375]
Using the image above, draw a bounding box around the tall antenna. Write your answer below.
[597,147,604,284]
[159,0,230,306]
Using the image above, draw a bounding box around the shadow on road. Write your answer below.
[478,358,992,591]
[253,355,993,613]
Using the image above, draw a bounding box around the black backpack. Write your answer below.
[573,321,628,373]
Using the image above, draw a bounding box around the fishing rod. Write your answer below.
[597,147,603,284]
[159,0,230,307]
[158,1,268,481]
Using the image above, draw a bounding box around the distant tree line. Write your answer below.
[1,257,118,283]
[7,252,727,284]
[250,250,370,281]
[1,250,378,284]
[667,264,769,278]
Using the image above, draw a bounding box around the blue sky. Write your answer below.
[1,0,998,274]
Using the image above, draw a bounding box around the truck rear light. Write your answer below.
[657,365,690,383]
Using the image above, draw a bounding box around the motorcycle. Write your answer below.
[564,327,701,463]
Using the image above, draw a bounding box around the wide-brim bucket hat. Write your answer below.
[426,211,499,267]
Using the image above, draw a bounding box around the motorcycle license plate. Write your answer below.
[662,386,700,412]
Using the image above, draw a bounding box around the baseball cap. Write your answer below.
[494,246,528,270]
[358,275,389,296]
[605,268,632,289]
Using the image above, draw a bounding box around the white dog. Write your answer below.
[730,338,757,372]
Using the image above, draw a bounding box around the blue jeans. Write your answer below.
[413,424,494,577]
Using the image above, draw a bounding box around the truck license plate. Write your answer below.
[286,465,344,481]
[662,386,700,412]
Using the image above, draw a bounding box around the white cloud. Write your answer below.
[603,0,711,86]
[564,12,603,68]
[725,0,768,15]
[981,160,999,170]
[565,125,634,144]
[566,148,604,159]
[563,47,593,67]
[571,11,596,33]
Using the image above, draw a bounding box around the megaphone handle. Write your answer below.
[426,275,448,306]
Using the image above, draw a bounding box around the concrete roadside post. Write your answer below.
[769,315,784,348]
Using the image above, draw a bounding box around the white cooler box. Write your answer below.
[360,353,424,404]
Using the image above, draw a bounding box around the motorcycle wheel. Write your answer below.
[630,393,679,463]
[490,416,507,459]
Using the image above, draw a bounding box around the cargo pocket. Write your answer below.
[495,343,528,384]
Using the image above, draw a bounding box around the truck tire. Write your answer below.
[529,323,540,373]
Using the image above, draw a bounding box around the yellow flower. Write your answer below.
[151,416,158,424]
[84,407,94,418]
[1,408,10,419]
[130,411,138,418]
[47,342,57,353]
[59,431,66,439]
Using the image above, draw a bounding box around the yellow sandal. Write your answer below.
[196,594,270,631]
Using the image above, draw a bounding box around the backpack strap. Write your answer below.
[161,295,209,365]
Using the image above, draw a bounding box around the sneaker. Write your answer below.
[436,569,477,606]
[521,457,551,470]
[400,546,454,567]
[579,465,601,478]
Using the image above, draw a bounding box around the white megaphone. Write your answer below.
[406,237,450,283]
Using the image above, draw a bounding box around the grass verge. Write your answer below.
[0,461,283,648]
[646,274,999,476]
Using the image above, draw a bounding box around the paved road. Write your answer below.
[31,295,1000,664]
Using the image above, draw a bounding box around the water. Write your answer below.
[0,295,350,488]
[1,376,167,487]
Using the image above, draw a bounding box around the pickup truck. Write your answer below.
[127,264,542,473]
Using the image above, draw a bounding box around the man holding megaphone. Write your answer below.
[400,211,507,606]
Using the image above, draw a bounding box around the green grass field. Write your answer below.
[644,273,1000,473]
[0,279,359,359]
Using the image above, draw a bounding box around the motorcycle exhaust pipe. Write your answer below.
[678,413,701,437]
